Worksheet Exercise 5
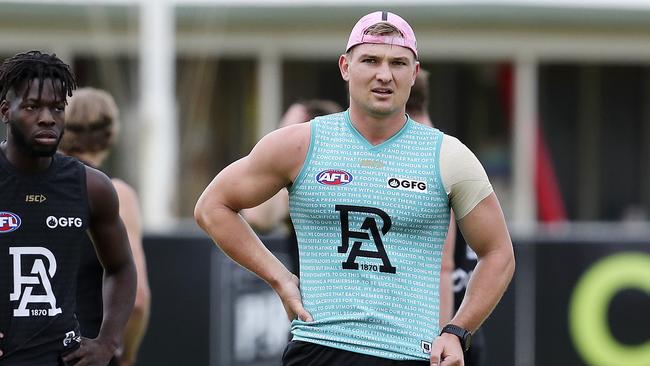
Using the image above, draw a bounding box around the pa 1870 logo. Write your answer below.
[316,169,353,186]
[0,212,21,233]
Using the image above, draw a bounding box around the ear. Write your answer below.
[0,100,9,124]
[339,53,351,82]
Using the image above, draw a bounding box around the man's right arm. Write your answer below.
[194,123,313,322]
[240,189,290,233]
[240,102,311,233]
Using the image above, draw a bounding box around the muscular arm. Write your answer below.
[240,189,290,234]
[452,193,514,332]
[439,136,515,332]
[240,103,311,234]
[65,167,137,364]
[431,135,515,365]
[112,179,150,366]
[194,123,313,321]
[432,195,514,366]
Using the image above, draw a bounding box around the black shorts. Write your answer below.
[0,348,66,366]
[282,341,429,366]
[464,329,486,366]
[60,342,119,366]
[0,352,58,366]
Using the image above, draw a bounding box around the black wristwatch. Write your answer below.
[440,324,472,352]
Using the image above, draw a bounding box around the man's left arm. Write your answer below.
[430,193,515,365]
[430,135,515,365]
[64,167,137,365]
[451,193,514,331]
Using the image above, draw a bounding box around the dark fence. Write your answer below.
[137,228,650,366]
[139,232,293,366]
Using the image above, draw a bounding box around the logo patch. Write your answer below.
[316,169,353,186]
[0,212,21,233]
[25,194,47,203]
[46,216,83,229]
[63,330,81,347]
[336,205,396,274]
[387,177,428,193]
[421,340,432,354]
[359,159,384,168]
[10,246,62,317]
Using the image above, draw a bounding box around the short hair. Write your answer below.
[301,99,343,120]
[0,50,76,102]
[406,69,430,114]
[365,22,404,37]
[346,22,404,56]
[59,87,120,154]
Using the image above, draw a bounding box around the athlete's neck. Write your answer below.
[1,140,53,174]
[348,107,408,146]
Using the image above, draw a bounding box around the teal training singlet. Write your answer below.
[288,110,450,360]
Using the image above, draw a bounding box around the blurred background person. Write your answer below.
[242,99,343,234]
[242,99,343,274]
[406,69,487,366]
[59,87,151,366]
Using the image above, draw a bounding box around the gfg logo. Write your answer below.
[316,170,353,186]
[46,216,83,229]
[387,177,428,193]
[0,212,21,233]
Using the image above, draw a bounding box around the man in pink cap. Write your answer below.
[195,11,514,366]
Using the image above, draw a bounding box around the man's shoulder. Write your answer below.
[84,165,112,187]
[440,133,465,151]
[409,120,442,138]
[83,165,116,201]
[268,120,312,144]
[312,111,346,124]
[47,153,88,185]
[53,152,85,169]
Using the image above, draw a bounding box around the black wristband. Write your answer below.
[440,324,472,352]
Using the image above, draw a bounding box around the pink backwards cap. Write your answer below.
[346,11,418,59]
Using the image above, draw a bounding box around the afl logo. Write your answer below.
[316,170,353,186]
[0,211,21,233]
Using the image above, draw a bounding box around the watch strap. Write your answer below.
[439,324,472,352]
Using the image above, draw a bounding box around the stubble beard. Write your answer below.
[9,123,62,157]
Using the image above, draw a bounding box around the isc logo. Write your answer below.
[25,194,47,203]
[316,169,353,186]
[0,212,21,233]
